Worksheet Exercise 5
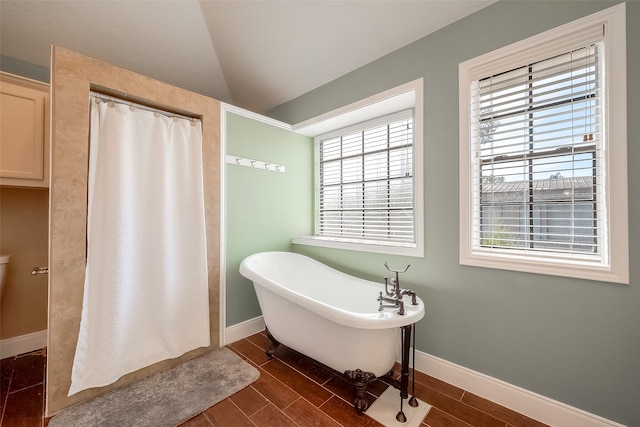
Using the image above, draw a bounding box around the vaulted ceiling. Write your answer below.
[0,1,495,114]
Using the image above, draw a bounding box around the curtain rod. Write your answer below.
[89,91,200,122]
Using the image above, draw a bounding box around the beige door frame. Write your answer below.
[47,46,220,415]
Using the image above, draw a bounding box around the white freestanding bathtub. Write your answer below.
[240,251,425,411]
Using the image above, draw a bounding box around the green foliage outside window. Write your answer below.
[482,221,513,247]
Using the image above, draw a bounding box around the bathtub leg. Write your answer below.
[344,369,377,414]
[265,327,281,358]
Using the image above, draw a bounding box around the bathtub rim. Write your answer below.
[239,251,424,330]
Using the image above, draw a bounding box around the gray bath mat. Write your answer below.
[49,347,259,427]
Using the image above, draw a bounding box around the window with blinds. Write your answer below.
[472,43,603,257]
[460,4,629,284]
[317,110,414,244]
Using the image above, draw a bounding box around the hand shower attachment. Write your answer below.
[383,262,410,299]
[378,263,418,316]
[376,262,423,421]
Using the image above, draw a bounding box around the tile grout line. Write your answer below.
[19,340,541,427]
[410,382,504,427]
[237,337,370,427]
[276,400,305,427]
[0,359,13,427]
[6,381,46,396]
[262,346,379,413]
[252,363,307,411]
[237,338,353,410]
[280,395,302,413]
[226,392,261,427]
[242,384,273,417]
[314,393,335,415]
[458,390,518,427]
[42,355,46,427]
[312,395,354,427]
[200,410,215,426]
[41,381,46,427]
[318,396,353,427]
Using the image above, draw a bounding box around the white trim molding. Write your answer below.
[0,330,48,359]
[412,350,625,427]
[224,316,265,345]
[293,79,421,137]
[226,321,621,426]
[292,78,425,258]
[219,102,291,347]
[458,3,628,284]
[222,103,292,132]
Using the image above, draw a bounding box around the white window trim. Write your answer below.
[459,4,628,284]
[292,79,424,257]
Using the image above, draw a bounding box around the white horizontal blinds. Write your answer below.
[319,111,414,242]
[471,37,605,257]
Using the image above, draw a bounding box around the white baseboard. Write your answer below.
[223,315,265,345]
[412,350,624,427]
[225,319,621,426]
[0,330,48,359]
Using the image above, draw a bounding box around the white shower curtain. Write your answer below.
[69,98,210,395]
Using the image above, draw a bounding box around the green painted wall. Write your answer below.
[267,1,639,425]
[224,112,313,326]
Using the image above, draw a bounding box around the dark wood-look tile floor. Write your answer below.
[1,349,46,427]
[1,333,549,427]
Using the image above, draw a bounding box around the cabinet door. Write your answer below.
[0,73,50,187]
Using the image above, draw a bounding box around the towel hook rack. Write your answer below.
[225,155,285,173]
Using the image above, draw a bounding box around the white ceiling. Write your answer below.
[0,1,495,115]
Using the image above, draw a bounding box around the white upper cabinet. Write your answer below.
[0,72,50,188]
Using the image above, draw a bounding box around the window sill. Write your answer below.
[460,248,628,284]
[292,236,423,258]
